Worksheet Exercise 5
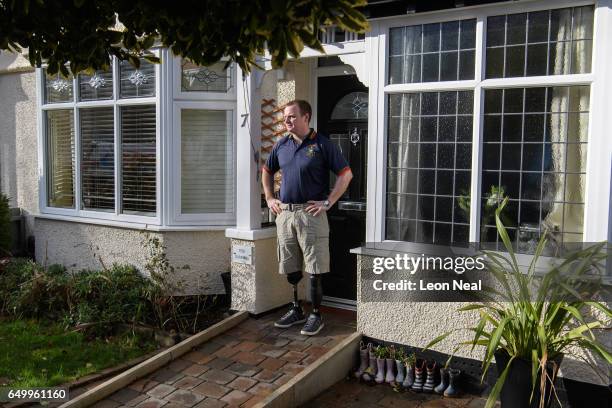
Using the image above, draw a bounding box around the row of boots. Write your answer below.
[354,343,461,397]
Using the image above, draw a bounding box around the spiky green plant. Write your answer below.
[395,347,407,361]
[425,198,611,408]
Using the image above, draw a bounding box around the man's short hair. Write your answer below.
[285,100,312,123]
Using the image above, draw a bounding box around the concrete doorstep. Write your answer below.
[254,331,362,408]
[58,311,249,408]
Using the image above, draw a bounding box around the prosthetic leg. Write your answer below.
[301,274,325,335]
[274,271,306,328]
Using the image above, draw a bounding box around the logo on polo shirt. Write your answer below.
[306,144,318,158]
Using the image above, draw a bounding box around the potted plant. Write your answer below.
[395,347,406,385]
[402,352,416,388]
[374,345,389,384]
[426,198,611,408]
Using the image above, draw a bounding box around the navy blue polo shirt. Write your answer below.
[263,129,350,203]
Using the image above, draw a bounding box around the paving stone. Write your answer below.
[233,351,266,366]
[183,364,209,377]
[129,379,160,393]
[206,357,234,370]
[193,382,231,399]
[273,374,292,386]
[91,400,121,408]
[151,369,181,383]
[256,344,288,359]
[165,373,187,385]
[198,341,224,355]
[247,382,277,397]
[123,394,150,407]
[281,363,305,376]
[147,384,176,399]
[214,345,240,359]
[226,377,257,392]
[258,357,286,372]
[259,336,290,348]
[109,388,143,404]
[281,350,308,364]
[253,369,283,383]
[200,368,237,385]
[226,362,262,377]
[214,334,241,348]
[168,359,192,372]
[466,398,488,408]
[238,330,265,341]
[193,398,227,408]
[303,336,332,346]
[173,375,204,390]
[241,394,266,408]
[304,345,329,358]
[183,350,209,364]
[220,390,251,406]
[135,398,168,408]
[286,341,310,352]
[236,341,259,352]
[379,395,416,408]
[161,403,186,408]
[165,389,205,407]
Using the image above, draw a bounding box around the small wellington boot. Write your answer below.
[354,342,369,378]
[434,367,448,394]
[411,360,426,392]
[361,345,377,382]
[422,361,437,393]
[402,361,414,388]
[444,368,461,398]
[395,359,405,384]
[385,358,395,383]
[375,358,385,383]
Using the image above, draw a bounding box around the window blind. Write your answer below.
[46,110,75,208]
[181,109,234,214]
[80,107,115,211]
[120,105,156,215]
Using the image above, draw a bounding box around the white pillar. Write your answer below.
[235,65,263,230]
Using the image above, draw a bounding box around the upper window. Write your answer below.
[486,6,594,78]
[389,19,476,84]
[181,60,233,93]
[41,57,157,219]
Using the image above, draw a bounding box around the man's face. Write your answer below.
[284,104,310,136]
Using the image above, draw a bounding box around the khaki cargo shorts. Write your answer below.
[276,204,330,275]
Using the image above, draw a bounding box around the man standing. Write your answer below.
[262,100,353,336]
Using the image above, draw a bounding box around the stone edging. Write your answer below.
[254,331,362,408]
[58,311,249,408]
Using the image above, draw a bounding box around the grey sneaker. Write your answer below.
[300,313,324,336]
[274,306,306,328]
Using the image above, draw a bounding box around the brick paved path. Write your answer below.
[92,307,356,408]
[301,377,496,408]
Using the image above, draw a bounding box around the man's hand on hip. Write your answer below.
[267,197,282,215]
[306,200,328,216]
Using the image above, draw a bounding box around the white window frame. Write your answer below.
[366,0,611,251]
[36,49,163,225]
[167,52,238,226]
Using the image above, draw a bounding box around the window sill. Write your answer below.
[34,213,232,232]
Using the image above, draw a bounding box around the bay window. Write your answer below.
[39,57,159,222]
[380,2,597,253]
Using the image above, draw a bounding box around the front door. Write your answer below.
[317,74,368,304]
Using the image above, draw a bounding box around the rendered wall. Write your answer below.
[0,53,38,237]
[356,254,611,386]
[34,218,231,295]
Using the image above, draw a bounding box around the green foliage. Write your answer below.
[425,198,611,408]
[0,319,157,387]
[395,347,406,361]
[403,352,416,367]
[374,345,389,359]
[0,192,11,254]
[458,185,512,240]
[0,0,369,75]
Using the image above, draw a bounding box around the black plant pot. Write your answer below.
[494,350,564,408]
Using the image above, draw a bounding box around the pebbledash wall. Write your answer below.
[0,52,231,295]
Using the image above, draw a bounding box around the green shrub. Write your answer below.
[0,192,11,254]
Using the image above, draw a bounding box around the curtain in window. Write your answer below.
[181,109,234,214]
[46,110,75,208]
